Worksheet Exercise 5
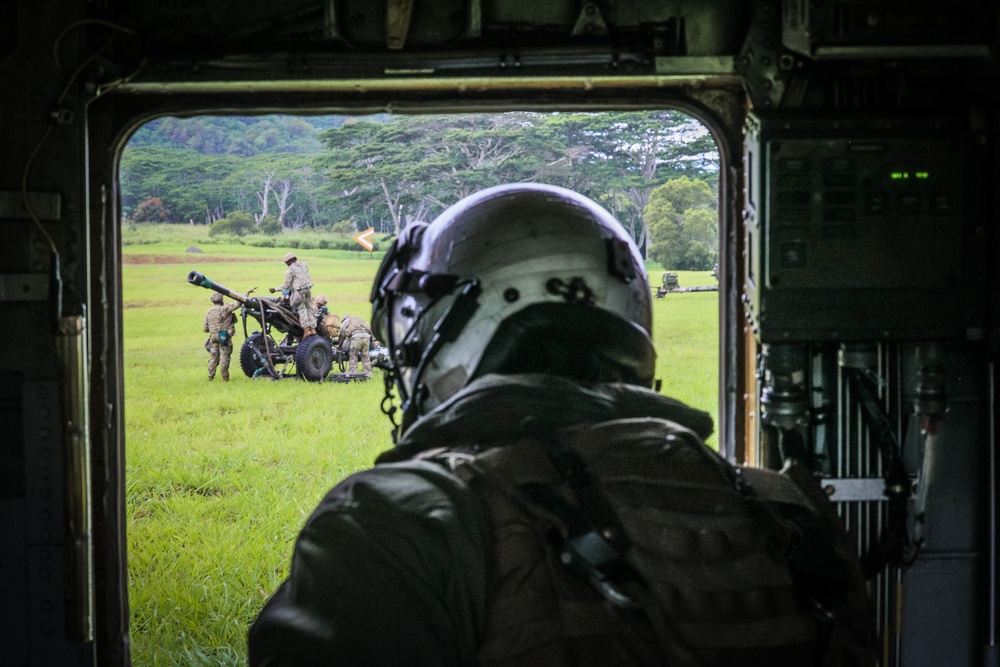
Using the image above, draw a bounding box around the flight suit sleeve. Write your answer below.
[248,461,490,667]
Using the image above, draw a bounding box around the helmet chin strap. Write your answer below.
[405,280,482,418]
[380,279,481,435]
[380,364,402,443]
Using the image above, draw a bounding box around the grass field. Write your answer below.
[123,225,718,665]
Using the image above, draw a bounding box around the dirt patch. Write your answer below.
[122,300,178,309]
[123,254,269,265]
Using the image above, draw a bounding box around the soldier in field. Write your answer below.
[339,314,373,377]
[272,252,316,339]
[203,292,239,381]
[314,294,341,340]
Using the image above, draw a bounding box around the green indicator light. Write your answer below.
[916,171,929,179]
[890,172,904,180]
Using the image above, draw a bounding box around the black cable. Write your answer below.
[845,368,912,578]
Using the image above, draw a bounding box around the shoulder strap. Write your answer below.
[450,438,647,611]
[438,440,669,665]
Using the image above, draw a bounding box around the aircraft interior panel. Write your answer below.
[0,1,996,665]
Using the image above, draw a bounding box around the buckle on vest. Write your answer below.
[560,530,638,609]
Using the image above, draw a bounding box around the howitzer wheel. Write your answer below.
[240,332,279,379]
[295,335,333,382]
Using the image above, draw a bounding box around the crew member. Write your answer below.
[203,292,238,381]
[339,314,373,377]
[272,252,315,338]
[314,294,340,340]
[249,184,877,666]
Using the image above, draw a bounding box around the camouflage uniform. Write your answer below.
[314,296,340,339]
[280,260,314,332]
[340,315,373,376]
[204,296,239,381]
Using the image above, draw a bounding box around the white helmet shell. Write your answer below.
[371,183,654,422]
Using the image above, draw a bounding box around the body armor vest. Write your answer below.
[442,418,876,667]
[205,303,236,335]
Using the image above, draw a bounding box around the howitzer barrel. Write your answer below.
[188,270,301,334]
[187,271,250,304]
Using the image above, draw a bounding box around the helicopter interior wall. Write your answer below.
[2,0,998,665]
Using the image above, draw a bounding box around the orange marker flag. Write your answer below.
[353,227,375,252]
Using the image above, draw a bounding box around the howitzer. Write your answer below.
[187,270,334,382]
[653,271,719,298]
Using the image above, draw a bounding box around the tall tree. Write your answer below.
[317,114,553,235]
[543,111,717,253]
[120,113,721,238]
[272,178,294,225]
[254,169,275,221]
[645,176,718,270]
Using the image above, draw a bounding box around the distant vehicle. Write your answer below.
[654,271,719,298]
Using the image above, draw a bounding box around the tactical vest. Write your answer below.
[434,418,876,667]
[284,262,313,291]
[205,303,236,335]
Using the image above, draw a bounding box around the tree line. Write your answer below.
[120,111,720,269]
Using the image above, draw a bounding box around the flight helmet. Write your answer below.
[370,183,655,432]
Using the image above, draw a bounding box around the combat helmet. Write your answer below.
[210,293,224,304]
[370,183,655,432]
[283,252,297,263]
[315,294,328,307]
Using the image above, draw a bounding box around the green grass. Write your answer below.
[123,229,718,665]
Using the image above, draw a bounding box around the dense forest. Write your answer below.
[121,111,721,268]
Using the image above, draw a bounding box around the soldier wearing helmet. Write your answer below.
[338,313,374,377]
[249,184,876,666]
[203,292,238,381]
[313,294,341,340]
[272,251,316,338]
